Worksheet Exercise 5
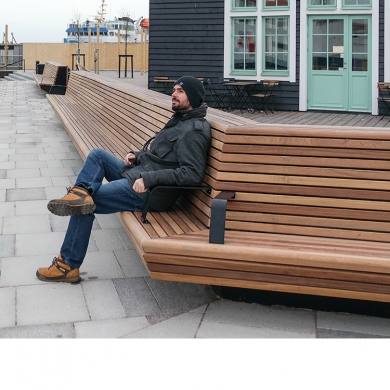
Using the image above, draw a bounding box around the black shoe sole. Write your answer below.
[36,271,81,283]
[47,201,96,216]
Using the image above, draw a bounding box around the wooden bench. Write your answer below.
[46,71,390,303]
[33,61,69,94]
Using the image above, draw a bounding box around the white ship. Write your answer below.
[64,0,149,44]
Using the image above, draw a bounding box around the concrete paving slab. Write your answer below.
[145,278,217,313]
[116,228,137,250]
[95,213,123,229]
[317,311,390,337]
[0,322,75,338]
[114,249,149,278]
[78,251,126,281]
[6,187,46,201]
[16,177,53,189]
[0,178,15,190]
[197,319,314,338]
[0,255,56,287]
[15,231,65,257]
[0,234,15,257]
[203,300,316,336]
[3,215,51,234]
[74,317,149,338]
[123,312,203,338]
[51,176,74,187]
[114,278,163,317]
[0,287,16,327]
[17,283,90,326]
[13,160,47,169]
[0,201,15,217]
[14,199,50,216]
[82,279,126,321]
[92,228,127,252]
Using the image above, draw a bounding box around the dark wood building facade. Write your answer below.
[148,1,387,115]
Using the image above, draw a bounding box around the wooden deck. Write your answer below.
[233,110,390,128]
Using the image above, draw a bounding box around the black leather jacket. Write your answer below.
[120,103,211,211]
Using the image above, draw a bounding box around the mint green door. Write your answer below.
[308,15,371,112]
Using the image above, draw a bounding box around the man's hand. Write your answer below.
[133,178,147,193]
[124,153,136,166]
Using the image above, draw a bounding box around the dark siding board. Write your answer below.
[149,0,225,103]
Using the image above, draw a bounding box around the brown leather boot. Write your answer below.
[36,255,81,283]
[47,186,96,216]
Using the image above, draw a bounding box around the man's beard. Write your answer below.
[172,99,191,111]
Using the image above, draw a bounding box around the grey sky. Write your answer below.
[1,0,149,43]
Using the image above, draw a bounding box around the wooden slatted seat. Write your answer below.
[33,61,69,94]
[47,71,390,303]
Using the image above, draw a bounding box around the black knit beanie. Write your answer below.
[174,76,205,108]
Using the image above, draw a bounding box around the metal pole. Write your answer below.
[5,25,9,69]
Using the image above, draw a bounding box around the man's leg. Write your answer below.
[47,148,125,216]
[37,148,145,282]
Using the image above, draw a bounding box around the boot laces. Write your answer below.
[48,256,60,269]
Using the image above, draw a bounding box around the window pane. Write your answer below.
[353,36,368,53]
[313,36,327,52]
[329,35,344,50]
[234,0,257,7]
[329,20,343,34]
[265,53,276,70]
[353,20,368,34]
[352,54,367,71]
[309,0,336,5]
[264,0,289,7]
[263,16,289,73]
[313,20,327,35]
[328,54,343,70]
[312,54,327,70]
[277,54,288,70]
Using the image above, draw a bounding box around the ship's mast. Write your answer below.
[95,0,107,23]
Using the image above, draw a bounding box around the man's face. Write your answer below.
[172,84,193,111]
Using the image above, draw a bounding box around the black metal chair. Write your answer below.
[377,82,390,120]
[251,80,279,114]
[206,78,234,111]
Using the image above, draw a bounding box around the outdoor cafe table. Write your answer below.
[221,81,261,113]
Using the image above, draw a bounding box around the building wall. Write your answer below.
[149,0,386,114]
[22,42,148,71]
[148,0,225,99]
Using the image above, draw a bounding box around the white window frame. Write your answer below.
[299,0,379,114]
[224,0,296,81]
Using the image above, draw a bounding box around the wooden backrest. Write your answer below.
[263,80,279,88]
[41,61,68,86]
[216,125,390,243]
[64,71,260,227]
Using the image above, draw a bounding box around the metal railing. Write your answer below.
[0,59,25,71]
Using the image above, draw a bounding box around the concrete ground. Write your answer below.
[1,71,390,341]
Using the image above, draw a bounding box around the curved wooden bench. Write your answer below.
[47,71,390,303]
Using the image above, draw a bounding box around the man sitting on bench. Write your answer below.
[37,76,211,283]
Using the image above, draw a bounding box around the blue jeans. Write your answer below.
[60,148,146,268]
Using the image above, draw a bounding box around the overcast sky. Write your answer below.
[1,0,150,43]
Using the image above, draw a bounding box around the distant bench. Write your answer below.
[46,70,390,303]
[33,61,69,94]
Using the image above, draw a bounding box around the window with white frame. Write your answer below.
[227,0,294,79]
[263,0,289,9]
[233,0,257,10]
[231,18,257,74]
[307,0,336,8]
[342,0,371,9]
[263,16,289,74]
